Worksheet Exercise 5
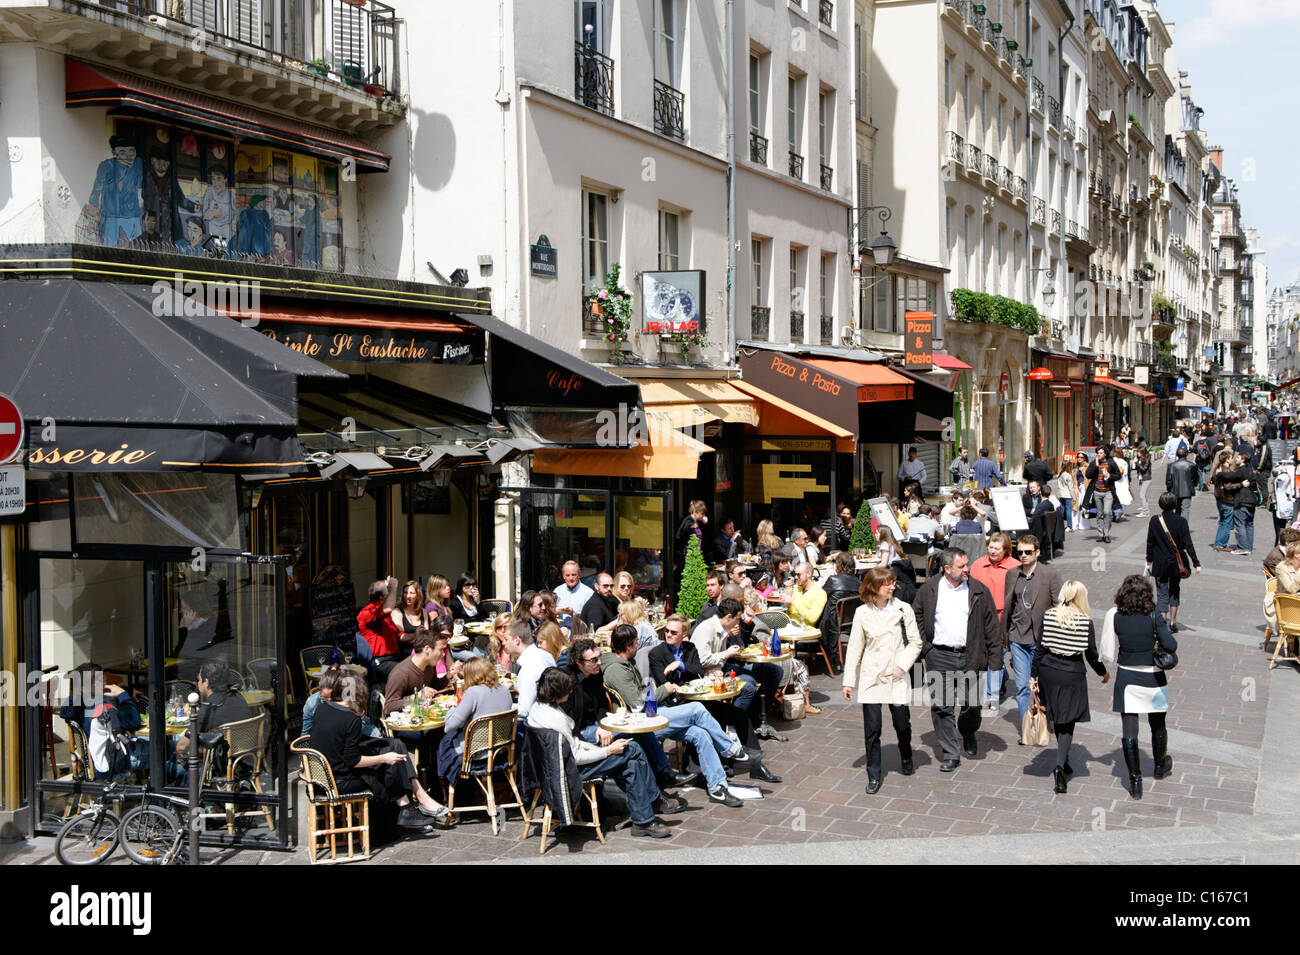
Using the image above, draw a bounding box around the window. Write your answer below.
[964,72,971,129]
[983,219,991,291]
[818,90,831,167]
[789,247,805,342]
[582,188,609,332]
[655,0,680,87]
[945,57,952,112]
[981,86,988,143]
[997,225,1007,293]
[752,238,765,304]
[963,210,972,287]
[658,209,679,270]
[946,205,955,266]
[820,253,833,319]
[751,237,769,338]
[895,277,937,323]
[873,273,892,332]
[749,54,763,133]
[788,73,803,152]
[576,0,609,52]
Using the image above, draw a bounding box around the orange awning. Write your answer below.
[803,359,912,403]
[731,380,856,453]
[532,445,702,480]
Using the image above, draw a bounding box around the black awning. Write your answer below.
[4,279,337,472]
[457,312,641,411]
[895,367,957,422]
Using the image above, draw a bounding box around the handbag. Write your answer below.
[1020,685,1051,746]
[1158,516,1191,580]
[1152,612,1178,670]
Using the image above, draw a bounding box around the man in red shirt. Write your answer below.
[357,576,402,678]
[969,533,1019,705]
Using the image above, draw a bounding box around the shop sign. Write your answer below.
[1175,377,1185,392]
[1134,364,1149,386]
[258,324,483,363]
[530,235,558,277]
[738,350,858,436]
[1094,361,1110,381]
[745,437,835,452]
[0,466,25,516]
[904,311,933,370]
[641,270,705,333]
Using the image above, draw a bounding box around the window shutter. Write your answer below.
[857,159,872,236]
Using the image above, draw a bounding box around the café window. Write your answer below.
[94,119,344,270]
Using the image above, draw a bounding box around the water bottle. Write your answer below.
[329,641,342,664]
[770,628,781,658]
[643,682,658,718]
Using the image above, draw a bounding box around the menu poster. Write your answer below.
[866,496,905,543]
[309,567,356,652]
[990,487,1030,532]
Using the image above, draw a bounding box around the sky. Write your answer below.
[1164,0,1300,292]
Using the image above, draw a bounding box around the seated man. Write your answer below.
[726,559,753,590]
[1022,480,1055,557]
[563,637,695,793]
[650,614,759,749]
[382,628,459,716]
[503,620,555,719]
[787,562,828,630]
[603,626,775,806]
[907,505,943,542]
[939,492,968,531]
[711,518,749,563]
[172,662,254,781]
[357,576,403,679]
[579,573,620,632]
[692,598,786,742]
[688,570,725,635]
[528,668,673,839]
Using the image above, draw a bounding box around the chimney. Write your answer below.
[1208,146,1223,172]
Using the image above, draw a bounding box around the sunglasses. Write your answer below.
[1017,550,1036,556]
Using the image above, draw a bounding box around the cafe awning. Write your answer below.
[6,280,339,472]
[1177,387,1210,408]
[65,60,392,172]
[930,354,973,371]
[531,423,712,481]
[730,380,856,454]
[638,379,758,428]
[802,360,913,403]
[1100,377,1158,405]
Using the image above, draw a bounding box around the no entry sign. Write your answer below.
[0,393,23,465]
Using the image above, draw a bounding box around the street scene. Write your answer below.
[0,0,1295,911]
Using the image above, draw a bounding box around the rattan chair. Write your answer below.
[203,713,275,835]
[834,595,862,667]
[1270,593,1300,670]
[1262,576,1279,651]
[604,685,628,713]
[60,718,94,817]
[756,610,790,632]
[290,735,370,864]
[478,599,512,618]
[300,646,335,690]
[521,778,606,854]
[446,709,524,834]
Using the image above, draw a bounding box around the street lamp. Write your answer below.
[1030,266,1056,307]
[856,205,898,269]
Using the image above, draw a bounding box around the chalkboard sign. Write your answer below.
[309,575,356,652]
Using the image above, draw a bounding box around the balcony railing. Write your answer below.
[1051,208,1062,234]
[1065,219,1079,239]
[1001,166,1014,193]
[819,0,834,27]
[791,310,805,341]
[1078,224,1089,243]
[1015,175,1028,201]
[1032,197,1045,225]
[750,131,769,165]
[1032,77,1044,113]
[947,131,965,161]
[820,164,834,190]
[944,0,968,16]
[971,7,985,34]
[751,305,771,339]
[967,143,984,173]
[1079,128,1087,150]
[575,42,615,116]
[789,151,804,180]
[820,313,834,344]
[985,154,999,182]
[1047,96,1061,128]
[653,79,684,141]
[1063,116,1076,138]
[1015,53,1029,79]
[983,19,999,45]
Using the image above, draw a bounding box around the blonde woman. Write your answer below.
[1029,580,1109,794]
[1055,455,1080,533]
[875,526,901,566]
[755,519,783,564]
[535,619,570,667]
[1265,540,1300,632]
[424,574,453,619]
[841,567,922,794]
[618,599,659,650]
[613,571,642,608]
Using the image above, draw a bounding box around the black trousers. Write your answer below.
[926,647,982,759]
[861,703,912,778]
[347,737,418,803]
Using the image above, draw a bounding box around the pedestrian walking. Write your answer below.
[1084,447,1116,543]
[1002,534,1062,727]
[841,568,922,794]
[1055,455,1079,531]
[1145,492,1202,632]
[1217,451,1258,556]
[1165,446,1198,520]
[913,548,1004,772]
[1099,575,1177,801]
[1133,446,1153,518]
[1030,580,1109,793]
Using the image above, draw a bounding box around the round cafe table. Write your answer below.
[305,663,367,680]
[136,720,189,738]
[675,681,743,703]
[775,625,823,646]
[384,713,446,733]
[241,689,274,707]
[737,646,792,664]
[597,713,669,735]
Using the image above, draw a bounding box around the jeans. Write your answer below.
[1154,576,1181,613]
[861,704,912,779]
[581,744,661,825]
[1094,491,1114,538]
[1234,505,1255,551]
[1214,500,1235,548]
[1009,641,1036,726]
[580,722,670,774]
[984,668,1004,701]
[654,702,736,789]
[1137,479,1152,515]
[1059,498,1073,529]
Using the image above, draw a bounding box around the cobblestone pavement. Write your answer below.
[6,459,1297,865]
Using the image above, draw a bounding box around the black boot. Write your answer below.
[898,738,915,776]
[1122,738,1142,800]
[1152,728,1173,780]
[1053,767,1067,793]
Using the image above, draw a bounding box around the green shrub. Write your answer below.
[950,288,1041,335]
[675,535,709,618]
[848,500,877,554]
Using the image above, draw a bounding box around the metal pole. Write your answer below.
[187,691,201,865]
[725,0,737,362]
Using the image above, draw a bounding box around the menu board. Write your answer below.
[309,567,356,652]
[866,497,904,543]
[989,487,1029,532]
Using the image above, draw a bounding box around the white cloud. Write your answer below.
[1176,0,1300,52]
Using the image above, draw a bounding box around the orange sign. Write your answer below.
[1094,361,1110,381]
[904,311,933,370]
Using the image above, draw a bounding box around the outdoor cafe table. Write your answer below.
[384,713,447,733]
[136,719,188,737]
[241,689,274,707]
[675,680,743,703]
[774,624,823,647]
[305,663,367,680]
[597,713,670,735]
[736,645,792,664]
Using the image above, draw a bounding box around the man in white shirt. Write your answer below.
[555,560,594,620]
[898,447,927,495]
[907,505,943,542]
[788,527,818,568]
[1163,430,1187,463]
[912,548,1003,772]
[504,621,555,719]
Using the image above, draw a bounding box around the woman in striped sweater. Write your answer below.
[1030,580,1110,794]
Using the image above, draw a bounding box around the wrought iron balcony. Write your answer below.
[575,42,615,116]
[653,79,684,141]
[1079,128,1088,150]
[789,150,805,180]
[819,0,834,27]
[1066,219,1079,239]
[944,0,968,17]
[1015,53,1029,79]
[820,313,834,344]
[751,305,771,339]
[1078,224,1088,243]
[971,6,985,34]
[1051,208,1062,234]
[1032,77,1044,113]
[750,131,769,165]
[1063,116,1076,138]
[985,154,999,182]
[1047,96,1061,128]
[947,131,965,161]
[1089,171,1098,193]
[1032,197,1045,225]
[1015,175,1028,201]
[820,164,834,190]
[983,18,999,45]
[1001,166,1014,193]
[967,143,984,173]
[791,310,806,341]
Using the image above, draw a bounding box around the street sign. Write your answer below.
[0,393,23,464]
[904,311,933,370]
[0,466,25,516]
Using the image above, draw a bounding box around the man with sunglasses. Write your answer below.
[1001,534,1062,728]
[580,573,619,631]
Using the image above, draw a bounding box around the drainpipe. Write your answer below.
[726,0,737,364]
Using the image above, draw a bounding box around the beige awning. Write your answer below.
[1176,387,1209,408]
[639,379,759,428]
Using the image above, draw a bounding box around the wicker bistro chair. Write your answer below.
[300,645,335,691]
[290,735,370,864]
[834,596,862,668]
[518,727,606,854]
[1270,593,1300,671]
[478,599,512,618]
[60,718,95,817]
[604,685,628,713]
[1262,576,1279,652]
[446,709,525,834]
[202,713,275,835]
[755,611,790,632]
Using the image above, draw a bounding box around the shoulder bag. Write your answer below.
[1151,612,1178,671]
[1020,684,1051,746]
[1158,516,1191,579]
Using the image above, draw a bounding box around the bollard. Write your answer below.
[187,691,201,866]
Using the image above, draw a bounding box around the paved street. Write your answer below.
[6,460,1297,866]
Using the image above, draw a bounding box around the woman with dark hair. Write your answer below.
[841,567,921,794]
[308,672,448,828]
[1145,491,1201,632]
[449,573,480,622]
[1102,575,1177,801]
[392,580,429,648]
[953,504,983,535]
[756,554,792,598]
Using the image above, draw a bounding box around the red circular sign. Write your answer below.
[0,393,24,464]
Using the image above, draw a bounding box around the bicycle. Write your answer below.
[54,780,145,866]
[120,789,198,865]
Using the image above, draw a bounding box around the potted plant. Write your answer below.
[675,535,709,618]
[588,263,634,364]
[848,500,877,556]
[308,58,331,77]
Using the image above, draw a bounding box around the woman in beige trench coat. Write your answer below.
[842,567,923,794]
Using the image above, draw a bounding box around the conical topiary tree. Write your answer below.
[848,500,877,554]
[676,534,709,618]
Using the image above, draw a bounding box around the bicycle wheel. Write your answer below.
[120,804,182,865]
[54,810,120,866]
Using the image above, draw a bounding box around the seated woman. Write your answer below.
[448,572,481,623]
[875,526,902,566]
[756,554,792,599]
[436,658,515,781]
[535,620,570,669]
[618,600,660,651]
[302,666,379,738]
[743,588,817,715]
[953,504,984,535]
[526,668,671,839]
[1266,540,1300,632]
[308,672,448,828]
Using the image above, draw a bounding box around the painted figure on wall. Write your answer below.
[230,194,271,257]
[268,229,294,265]
[294,193,321,268]
[174,216,207,255]
[201,167,236,240]
[86,134,144,246]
